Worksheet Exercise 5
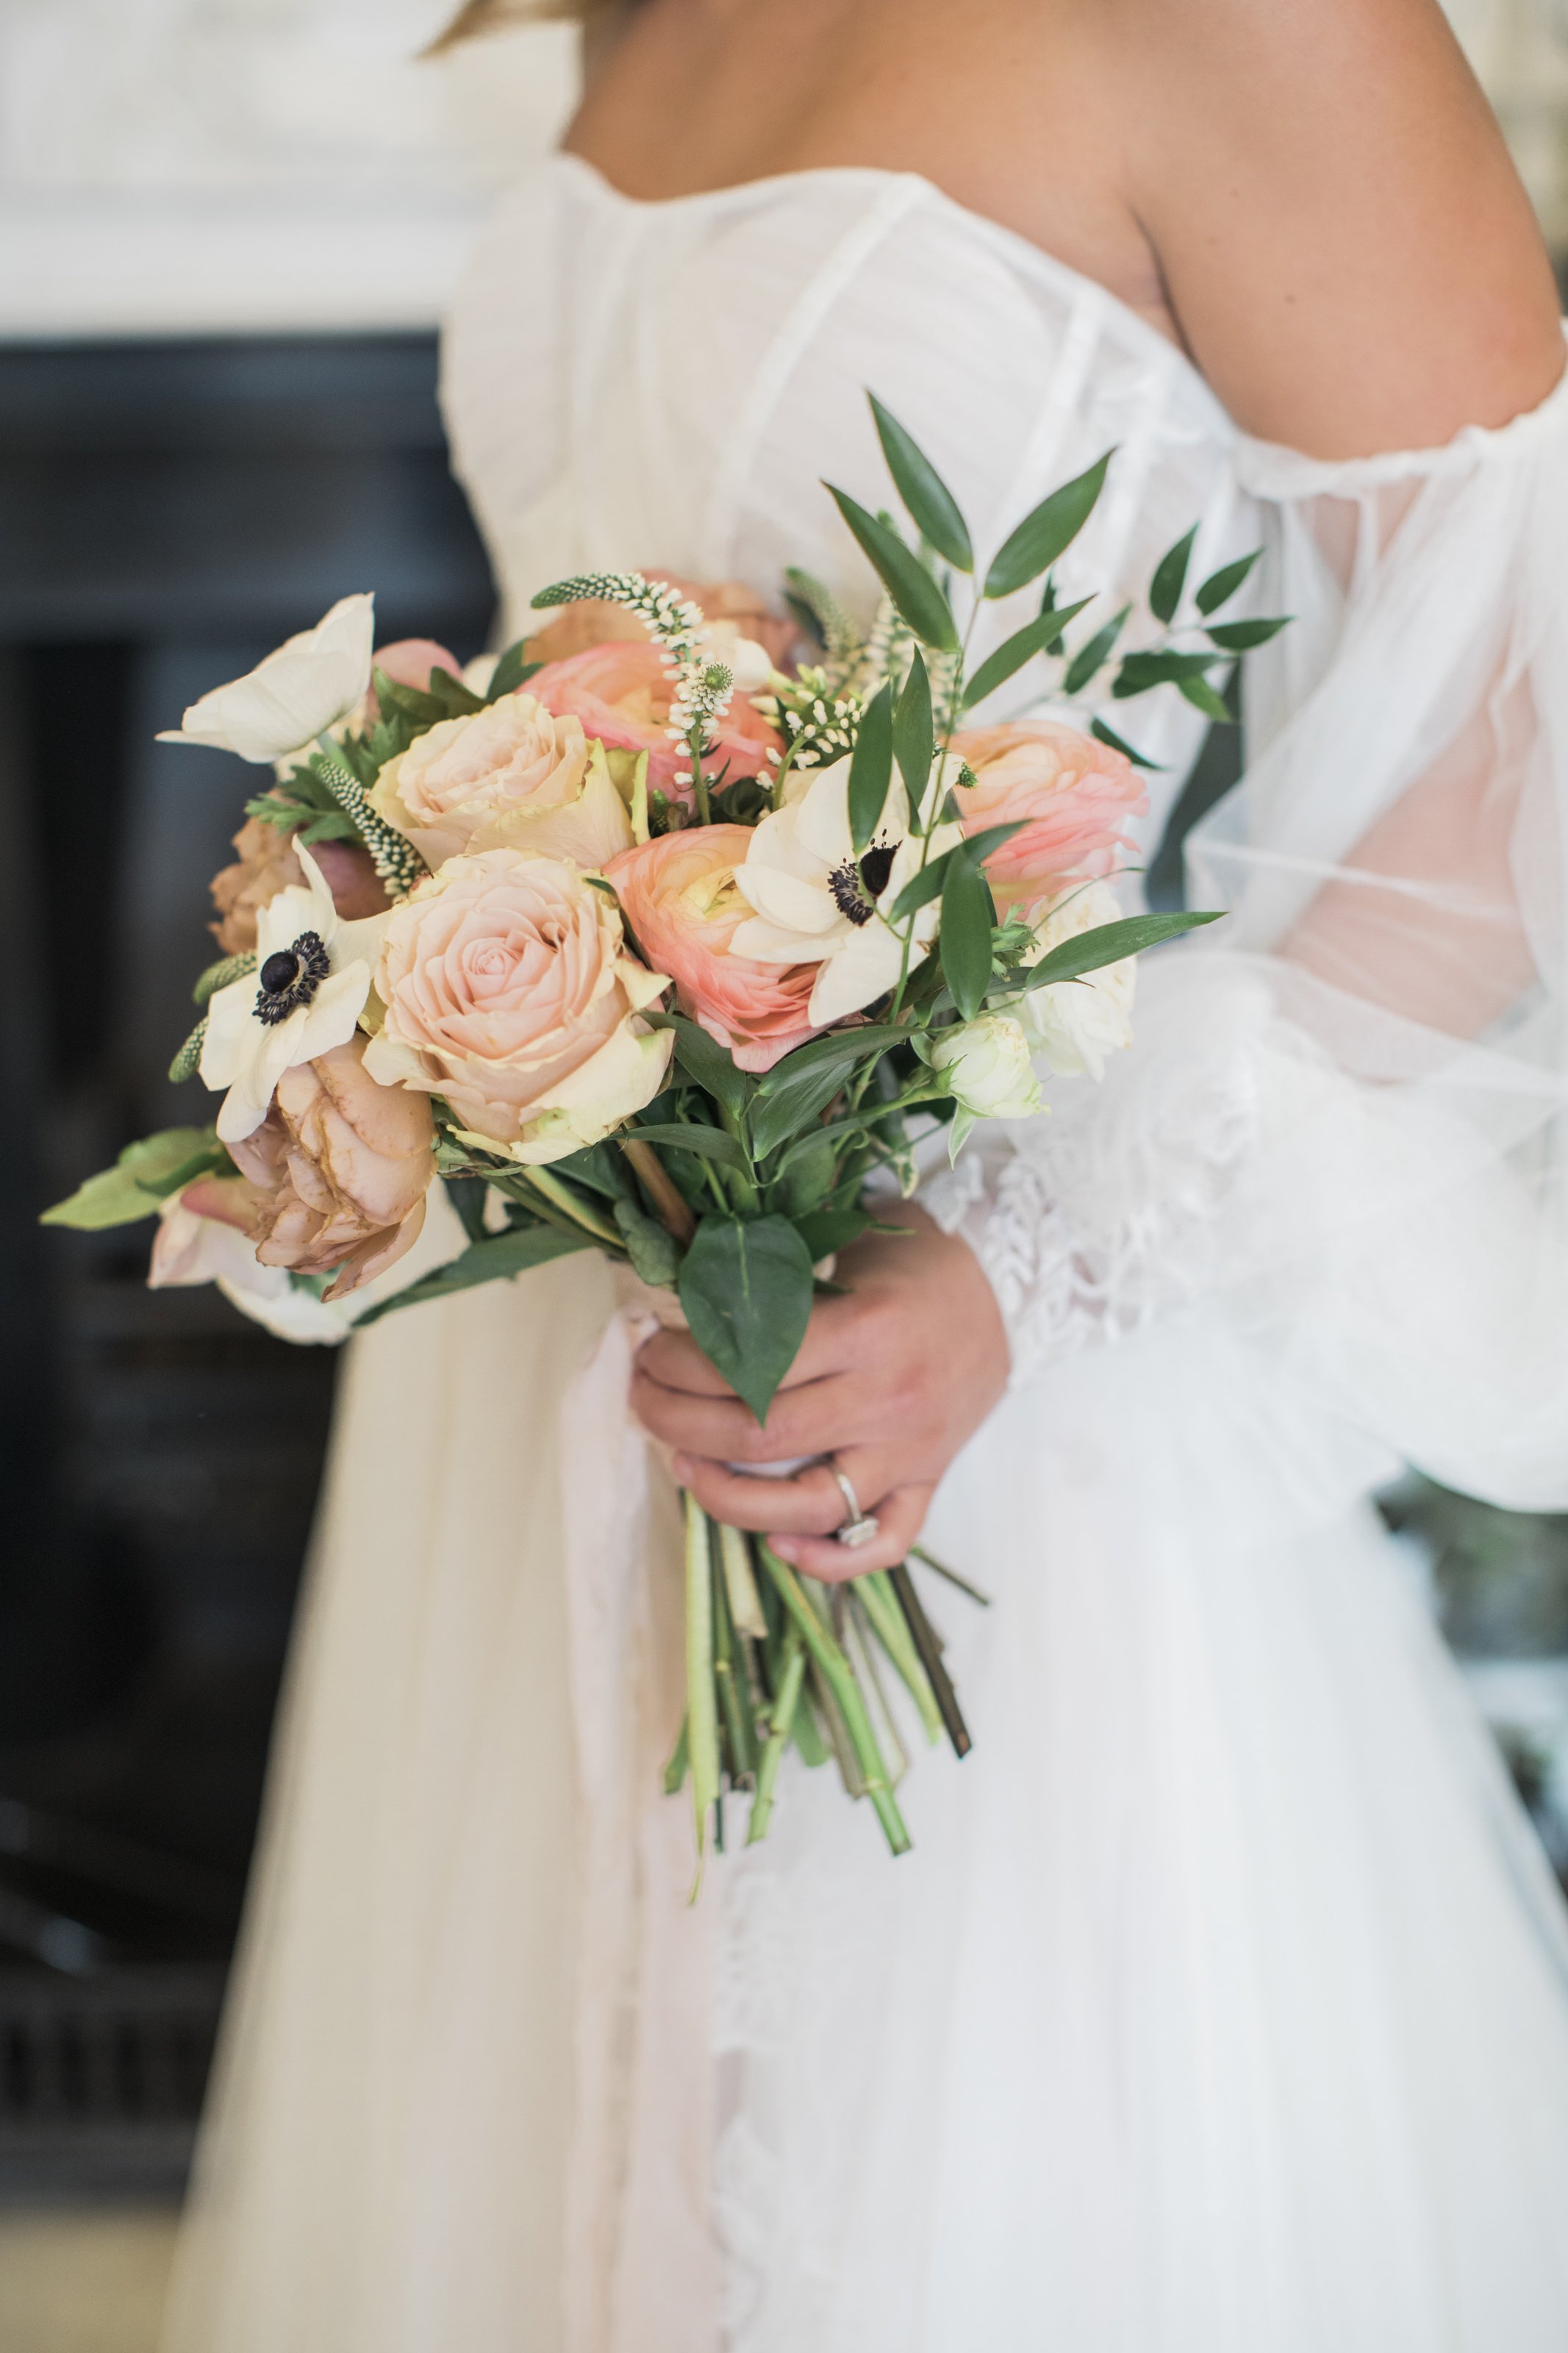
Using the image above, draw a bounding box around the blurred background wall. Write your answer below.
[1,4,1567,2345]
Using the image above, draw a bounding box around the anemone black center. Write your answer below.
[255,930,331,1026]
[828,835,898,927]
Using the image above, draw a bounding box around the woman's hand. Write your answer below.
[629,1204,1009,1581]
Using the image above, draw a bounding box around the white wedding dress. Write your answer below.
[162,157,1568,2352]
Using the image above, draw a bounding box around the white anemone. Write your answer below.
[730,755,962,1024]
[199,843,388,1144]
[158,593,375,763]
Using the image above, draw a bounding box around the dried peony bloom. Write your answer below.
[210,803,387,957]
[207,1033,436,1300]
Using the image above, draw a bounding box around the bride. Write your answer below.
[162,1,1568,2346]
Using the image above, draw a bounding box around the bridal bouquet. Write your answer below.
[46,398,1278,1864]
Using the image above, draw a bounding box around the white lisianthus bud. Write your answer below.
[157,593,376,764]
[931,1015,1043,1122]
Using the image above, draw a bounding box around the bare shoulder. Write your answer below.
[1106,0,1564,453]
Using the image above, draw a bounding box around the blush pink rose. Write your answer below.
[607,826,819,1074]
[362,846,673,1163]
[368,692,627,869]
[529,641,782,804]
[950,720,1148,905]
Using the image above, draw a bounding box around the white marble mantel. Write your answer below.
[0,0,579,338]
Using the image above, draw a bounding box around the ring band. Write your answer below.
[831,1465,880,1549]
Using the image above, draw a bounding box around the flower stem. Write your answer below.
[756,1543,911,1856]
[520,1166,624,1247]
[620,1138,697,1244]
[856,1569,945,1746]
[685,1493,722,1889]
[718,1521,767,1639]
[747,1620,805,1844]
[889,1560,973,1760]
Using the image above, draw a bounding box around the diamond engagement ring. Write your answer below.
[831,1465,880,1549]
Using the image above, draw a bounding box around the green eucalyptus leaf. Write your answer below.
[848,682,894,854]
[41,1125,229,1231]
[1063,604,1131,696]
[960,598,1093,707]
[756,1022,911,1084]
[1205,616,1291,651]
[794,1207,871,1261]
[939,850,996,1021]
[677,1213,815,1423]
[354,1224,589,1325]
[629,1122,748,1171]
[1179,673,1237,722]
[984,449,1114,600]
[1089,716,1167,771]
[1111,649,1218,698]
[1195,549,1261,615]
[1149,525,1198,625]
[1016,910,1222,993]
[892,651,934,807]
[868,393,973,572]
[826,485,961,651]
[485,639,539,700]
[661,1013,751,1120]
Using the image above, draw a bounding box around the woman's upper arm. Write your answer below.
[1120,0,1564,456]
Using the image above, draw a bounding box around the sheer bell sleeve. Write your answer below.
[926,346,1568,1511]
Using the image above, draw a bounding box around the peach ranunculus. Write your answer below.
[362,846,673,1163]
[209,804,388,957]
[526,574,798,674]
[607,826,820,1074]
[950,720,1148,907]
[529,641,783,805]
[368,692,631,869]
[176,1034,435,1299]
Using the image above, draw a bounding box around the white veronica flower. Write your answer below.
[730,755,962,1024]
[199,844,388,1143]
[158,593,375,763]
[1017,880,1136,1079]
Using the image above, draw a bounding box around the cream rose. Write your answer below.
[363,846,673,1163]
[1017,881,1136,1079]
[370,691,631,869]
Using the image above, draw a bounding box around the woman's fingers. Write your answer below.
[770,1484,936,1585]
[631,1360,853,1464]
[672,1449,903,1538]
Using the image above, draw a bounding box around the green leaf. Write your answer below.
[847,682,893,854]
[660,1013,751,1120]
[984,449,1114,600]
[867,393,973,572]
[41,1126,227,1230]
[613,1196,681,1287]
[1111,649,1218,698]
[1063,604,1131,696]
[826,485,961,652]
[485,639,539,700]
[1089,716,1167,771]
[677,1214,815,1423]
[886,819,1026,925]
[794,1207,871,1262]
[939,850,997,1021]
[373,669,483,733]
[1149,526,1198,625]
[892,651,934,808]
[960,599,1092,707]
[771,1129,839,1215]
[1016,909,1222,993]
[1195,549,1261,615]
[629,1121,748,1171]
[1179,673,1237,722]
[352,1223,589,1325]
[749,1026,911,1163]
[1205,615,1291,651]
